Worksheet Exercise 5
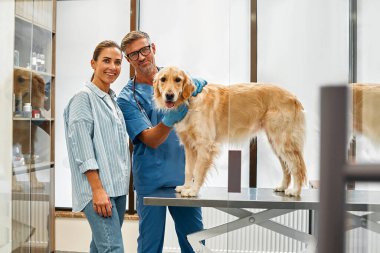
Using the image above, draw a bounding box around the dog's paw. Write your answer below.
[175,185,189,193]
[180,188,199,197]
[274,186,286,192]
[284,188,301,197]
[175,186,184,193]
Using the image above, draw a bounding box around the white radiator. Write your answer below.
[163,208,309,253]
[12,200,49,250]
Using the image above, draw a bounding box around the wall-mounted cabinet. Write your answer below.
[12,0,56,252]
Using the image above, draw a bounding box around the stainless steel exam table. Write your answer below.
[144,187,380,253]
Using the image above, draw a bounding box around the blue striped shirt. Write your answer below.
[64,81,130,212]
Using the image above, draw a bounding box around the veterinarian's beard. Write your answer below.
[138,62,156,77]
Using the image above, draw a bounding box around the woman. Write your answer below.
[64,40,130,253]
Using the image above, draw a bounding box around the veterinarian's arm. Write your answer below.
[137,123,172,149]
[85,170,112,217]
[138,105,188,148]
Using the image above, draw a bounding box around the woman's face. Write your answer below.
[91,47,122,86]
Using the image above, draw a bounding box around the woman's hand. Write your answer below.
[92,188,113,217]
[85,170,112,217]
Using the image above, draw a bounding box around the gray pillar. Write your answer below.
[318,86,348,253]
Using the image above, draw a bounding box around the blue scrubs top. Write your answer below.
[117,79,185,195]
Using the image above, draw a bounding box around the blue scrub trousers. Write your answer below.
[136,191,203,253]
[83,195,126,253]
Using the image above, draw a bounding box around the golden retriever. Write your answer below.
[13,69,47,191]
[153,66,307,197]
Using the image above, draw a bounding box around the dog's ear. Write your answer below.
[152,72,161,100]
[181,71,195,100]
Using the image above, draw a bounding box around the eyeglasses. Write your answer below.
[126,45,151,61]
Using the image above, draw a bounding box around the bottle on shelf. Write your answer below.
[32,52,37,70]
[40,54,45,72]
[32,109,41,118]
[36,53,41,71]
[23,102,32,118]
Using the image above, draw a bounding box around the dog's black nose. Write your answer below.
[165,93,174,101]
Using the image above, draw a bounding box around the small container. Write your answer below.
[32,52,37,70]
[32,109,40,118]
[40,54,45,72]
[23,102,32,117]
[36,53,41,71]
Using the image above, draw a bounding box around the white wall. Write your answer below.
[55,0,131,208]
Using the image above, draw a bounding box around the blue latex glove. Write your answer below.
[162,104,189,127]
[192,78,207,96]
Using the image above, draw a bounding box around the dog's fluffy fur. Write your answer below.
[14,69,46,109]
[352,83,380,143]
[153,66,307,197]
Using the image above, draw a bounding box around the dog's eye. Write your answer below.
[160,77,166,82]
[17,76,26,84]
[175,77,181,82]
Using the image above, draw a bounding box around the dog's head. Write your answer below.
[153,66,195,110]
[14,69,46,108]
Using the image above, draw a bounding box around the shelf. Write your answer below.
[13,117,55,121]
[15,13,32,24]
[13,66,55,78]
[13,161,54,176]
[16,15,53,32]
[12,182,51,201]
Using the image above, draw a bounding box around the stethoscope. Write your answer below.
[132,76,153,128]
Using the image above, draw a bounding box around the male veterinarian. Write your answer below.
[117,31,206,253]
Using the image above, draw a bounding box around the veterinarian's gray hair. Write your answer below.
[120,31,151,53]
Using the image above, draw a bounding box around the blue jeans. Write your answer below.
[83,195,126,253]
[136,192,203,253]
